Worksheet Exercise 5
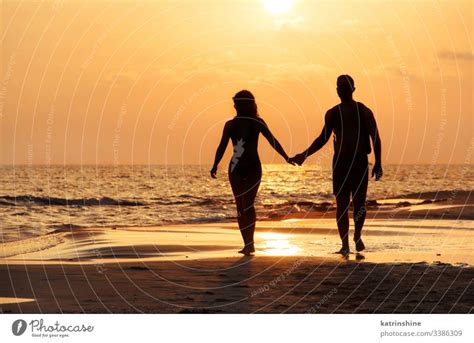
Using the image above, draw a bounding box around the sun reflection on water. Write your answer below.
[258,232,300,256]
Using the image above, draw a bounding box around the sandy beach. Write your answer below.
[0,191,472,313]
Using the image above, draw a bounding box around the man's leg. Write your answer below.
[352,196,367,251]
[352,166,369,251]
[336,192,351,253]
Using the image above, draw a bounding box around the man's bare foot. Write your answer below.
[335,247,350,256]
[354,238,366,252]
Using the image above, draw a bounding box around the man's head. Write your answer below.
[336,74,355,101]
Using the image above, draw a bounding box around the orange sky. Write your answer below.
[1,0,473,165]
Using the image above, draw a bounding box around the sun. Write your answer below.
[263,0,294,15]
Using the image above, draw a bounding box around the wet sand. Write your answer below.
[0,191,472,313]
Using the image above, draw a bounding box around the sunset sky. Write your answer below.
[1,0,472,165]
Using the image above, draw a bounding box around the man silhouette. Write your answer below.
[290,75,382,255]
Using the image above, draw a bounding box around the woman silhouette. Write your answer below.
[210,90,294,255]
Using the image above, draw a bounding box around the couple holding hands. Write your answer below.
[211,75,383,256]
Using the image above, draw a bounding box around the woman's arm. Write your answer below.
[258,118,292,163]
[210,121,232,178]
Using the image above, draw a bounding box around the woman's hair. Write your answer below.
[233,90,258,117]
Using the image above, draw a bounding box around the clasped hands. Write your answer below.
[287,153,306,166]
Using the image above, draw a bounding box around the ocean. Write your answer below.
[0,164,472,242]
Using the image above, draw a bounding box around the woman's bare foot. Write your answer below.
[238,247,253,256]
[248,243,255,253]
[238,243,255,255]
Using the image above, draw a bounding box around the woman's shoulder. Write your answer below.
[252,116,266,126]
[221,119,235,134]
[224,118,236,127]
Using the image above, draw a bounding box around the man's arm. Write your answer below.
[291,111,333,165]
[366,108,383,180]
[210,121,231,178]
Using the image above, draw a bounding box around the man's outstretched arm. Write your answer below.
[304,124,332,157]
[291,112,333,165]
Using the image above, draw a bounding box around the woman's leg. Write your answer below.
[229,168,261,254]
[240,177,260,250]
[229,173,249,246]
[239,167,261,251]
